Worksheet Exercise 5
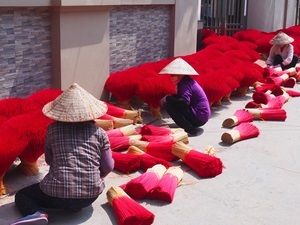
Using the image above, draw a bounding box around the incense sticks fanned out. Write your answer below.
[122,164,166,200]
[94,119,114,131]
[130,140,178,162]
[105,102,142,123]
[106,124,140,137]
[245,108,287,121]
[112,152,141,174]
[100,114,134,128]
[107,186,155,225]
[221,122,260,145]
[222,109,254,128]
[127,146,172,171]
[171,142,223,178]
[109,135,142,152]
[148,166,183,203]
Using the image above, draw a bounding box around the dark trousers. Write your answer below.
[273,54,298,70]
[165,95,205,132]
[15,183,98,216]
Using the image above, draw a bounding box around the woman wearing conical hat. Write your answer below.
[159,58,211,136]
[266,32,298,70]
[10,83,114,225]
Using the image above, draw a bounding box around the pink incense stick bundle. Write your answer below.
[266,73,289,86]
[253,82,277,93]
[148,167,183,203]
[222,109,254,128]
[100,114,134,128]
[106,124,140,138]
[284,88,300,97]
[109,135,142,152]
[131,140,178,162]
[122,164,167,199]
[245,108,287,121]
[142,130,189,144]
[107,186,155,225]
[127,146,172,171]
[105,102,142,123]
[172,142,223,178]
[262,95,286,109]
[139,124,182,136]
[221,122,260,145]
[282,77,296,88]
[112,152,141,174]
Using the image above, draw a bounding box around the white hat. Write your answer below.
[159,58,199,76]
[270,32,294,45]
[42,83,107,122]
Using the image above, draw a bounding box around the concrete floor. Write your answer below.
[1,87,300,225]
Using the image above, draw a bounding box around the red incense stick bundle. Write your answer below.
[222,109,254,128]
[105,102,142,123]
[148,166,183,203]
[142,130,189,144]
[139,124,182,136]
[283,88,300,97]
[130,140,178,161]
[171,142,223,178]
[107,186,155,225]
[122,164,166,199]
[106,124,140,137]
[100,114,134,128]
[94,119,114,131]
[127,146,172,171]
[221,122,260,144]
[112,152,141,174]
[245,108,287,121]
[109,135,142,152]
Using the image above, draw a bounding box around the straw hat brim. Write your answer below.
[42,83,107,122]
[270,33,294,45]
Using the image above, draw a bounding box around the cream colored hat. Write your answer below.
[270,32,294,45]
[42,83,107,122]
[159,58,199,76]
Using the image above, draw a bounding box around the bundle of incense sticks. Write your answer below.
[245,108,287,121]
[222,109,254,128]
[106,124,140,137]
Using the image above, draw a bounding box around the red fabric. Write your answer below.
[234,122,260,140]
[123,171,161,199]
[106,129,124,138]
[146,141,177,162]
[108,136,130,152]
[140,125,171,136]
[139,153,172,171]
[112,196,154,225]
[148,173,178,203]
[112,152,140,174]
[184,150,223,178]
[234,110,254,124]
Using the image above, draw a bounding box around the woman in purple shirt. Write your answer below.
[160,58,211,136]
[10,83,114,225]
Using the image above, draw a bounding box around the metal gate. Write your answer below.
[201,0,248,35]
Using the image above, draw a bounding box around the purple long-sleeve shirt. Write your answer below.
[177,76,211,122]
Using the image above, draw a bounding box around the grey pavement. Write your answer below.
[1,86,300,225]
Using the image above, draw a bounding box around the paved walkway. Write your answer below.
[1,86,300,225]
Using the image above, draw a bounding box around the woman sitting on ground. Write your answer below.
[159,58,211,136]
[266,31,298,70]
[10,83,114,225]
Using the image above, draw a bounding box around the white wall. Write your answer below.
[247,0,297,32]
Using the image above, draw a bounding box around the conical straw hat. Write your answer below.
[42,83,107,122]
[159,58,199,76]
[270,32,294,45]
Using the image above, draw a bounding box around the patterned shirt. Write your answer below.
[40,121,114,199]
